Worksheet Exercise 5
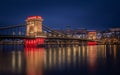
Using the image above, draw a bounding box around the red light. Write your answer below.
[27,16,42,20]
[24,38,45,48]
[88,42,97,45]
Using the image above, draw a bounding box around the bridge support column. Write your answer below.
[24,38,45,48]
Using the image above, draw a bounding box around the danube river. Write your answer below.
[0,45,120,75]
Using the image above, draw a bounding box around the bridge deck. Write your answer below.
[0,35,95,42]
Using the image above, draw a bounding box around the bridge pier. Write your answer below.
[24,38,45,48]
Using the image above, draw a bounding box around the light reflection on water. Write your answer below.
[87,46,97,72]
[0,45,120,75]
[25,48,44,75]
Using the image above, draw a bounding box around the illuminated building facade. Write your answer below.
[88,31,97,40]
[74,28,87,39]
[87,31,97,45]
[26,16,43,37]
[101,28,120,44]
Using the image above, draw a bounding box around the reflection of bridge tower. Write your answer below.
[26,16,43,37]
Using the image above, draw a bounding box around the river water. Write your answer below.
[0,45,120,75]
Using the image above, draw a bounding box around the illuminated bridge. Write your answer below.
[0,16,96,47]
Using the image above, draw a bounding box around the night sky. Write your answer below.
[0,0,120,31]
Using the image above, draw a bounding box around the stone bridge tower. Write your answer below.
[26,16,43,37]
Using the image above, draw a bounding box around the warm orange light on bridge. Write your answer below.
[88,31,97,40]
[26,15,43,37]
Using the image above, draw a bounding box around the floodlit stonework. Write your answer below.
[26,16,43,37]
